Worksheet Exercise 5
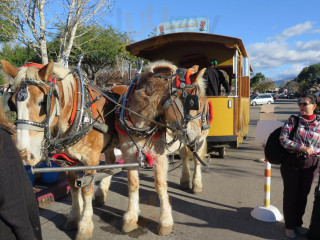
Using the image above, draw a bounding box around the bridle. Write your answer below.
[119,67,202,146]
[14,78,60,133]
[162,68,202,144]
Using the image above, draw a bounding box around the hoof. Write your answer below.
[94,195,105,207]
[180,181,190,190]
[64,220,78,230]
[157,224,173,236]
[192,185,202,194]
[75,229,93,240]
[122,222,138,233]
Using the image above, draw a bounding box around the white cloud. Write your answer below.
[277,64,306,80]
[248,41,320,69]
[247,21,320,80]
[267,21,313,41]
[296,40,320,51]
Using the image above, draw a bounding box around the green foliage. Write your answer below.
[63,24,131,83]
[0,1,17,42]
[285,80,299,93]
[295,62,320,92]
[296,62,320,85]
[0,43,41,66]
[0,72,5,85]
[250,72,265,89]
[255,80,274,93]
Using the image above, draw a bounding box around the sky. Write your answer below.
[103,0,320,81]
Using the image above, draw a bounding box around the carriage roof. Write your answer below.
[126,32,250,69]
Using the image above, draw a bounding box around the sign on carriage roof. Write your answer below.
[156,17,209,35]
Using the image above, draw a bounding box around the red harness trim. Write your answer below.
[185,68,193,85]
[115,121,127,135]
[23,63,56,83]
[70,77,78,124]
[208,101,213,124]
[51,153,80,166]
[135,151,153,167]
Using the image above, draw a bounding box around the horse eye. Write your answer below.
[38,100,46,107]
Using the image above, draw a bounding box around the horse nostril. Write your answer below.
[27,152,35,161]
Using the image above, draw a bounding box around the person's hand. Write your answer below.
[300,146,314,155]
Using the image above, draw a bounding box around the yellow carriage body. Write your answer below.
[126,32,251,149]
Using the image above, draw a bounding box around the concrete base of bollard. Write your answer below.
[251,204,283,222]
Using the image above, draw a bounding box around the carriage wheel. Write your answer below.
[218,148,226,158]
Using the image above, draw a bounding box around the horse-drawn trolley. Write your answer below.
[126,32,252,157]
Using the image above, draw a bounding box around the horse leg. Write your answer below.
[122,168,140,233]
[65,171,83,230]
[192,140,207,194]
[76,177,95,240]
[154,156,173,235]
[95,148,115,206]
[179,146,191,189]
[95,176,112,206]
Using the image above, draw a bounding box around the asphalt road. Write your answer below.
[39,98,314,240]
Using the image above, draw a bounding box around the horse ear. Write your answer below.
[191,68,206,84]
[0,60,19,78]
[38,60,54,82]
[191,65,199,73]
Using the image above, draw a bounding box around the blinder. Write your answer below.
[17,85,28,101]
[2,90,16,112]
[185,94,199,113]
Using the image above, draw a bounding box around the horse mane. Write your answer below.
[12,63,75,101]
[138,60,206,97]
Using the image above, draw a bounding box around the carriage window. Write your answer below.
[243,57,250,77]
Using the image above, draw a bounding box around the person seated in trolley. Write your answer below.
[203,59,230,96]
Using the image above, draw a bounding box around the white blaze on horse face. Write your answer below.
[16,88,44,166]
[186,117,202,143]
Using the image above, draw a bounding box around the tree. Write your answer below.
[255,79,274,93]
[295,62,320,92]
[0,43,40,66]
[0,0,114,64]
[0,1,17,42]
[66,25,130,84]
[285,80,299,93]
[250,72,265,90]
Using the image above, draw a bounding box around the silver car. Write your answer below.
[250,94,274,106]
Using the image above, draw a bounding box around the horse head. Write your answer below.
[135,60,206,147]
[1,60,75,166]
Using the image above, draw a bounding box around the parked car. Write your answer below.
[287,93,295,99]
[250,94,274,106]
[270,93,279,100]
[279,94,288,99]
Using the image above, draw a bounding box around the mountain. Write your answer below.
[273,79,294,87]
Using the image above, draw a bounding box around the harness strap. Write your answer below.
[16,121,45,132]
[163,97,185,118]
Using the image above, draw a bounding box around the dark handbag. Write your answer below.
[283,151,308,168]
[264,115,299,164]
[308,174,320,239]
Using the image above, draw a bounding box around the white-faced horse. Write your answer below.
[0,60,118,240]
[112,60,209,235]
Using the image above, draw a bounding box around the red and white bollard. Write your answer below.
[251,158,283,222]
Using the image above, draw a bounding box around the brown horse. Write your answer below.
[0,60,118,240]
[111,60,209,235]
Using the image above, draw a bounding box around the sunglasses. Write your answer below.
[298,102,312,107]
